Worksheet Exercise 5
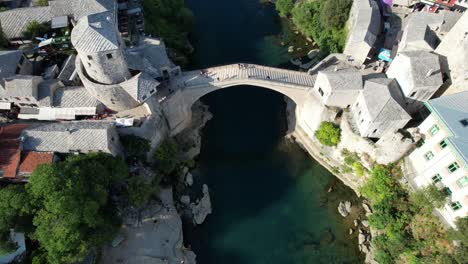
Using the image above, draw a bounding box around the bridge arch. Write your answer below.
[161,64,318,135]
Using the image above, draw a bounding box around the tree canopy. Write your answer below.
[121,134,151,160]
[152,139,180,175]
[278,0,352,54]
[314,121,341,146]
[142,0,194,61]
[27,153,128,264]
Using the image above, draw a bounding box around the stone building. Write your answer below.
[398,11,461,53]
[404,91,468,227]
[313,68,363,108]
[21,121,123,156]
[351,78,411,138]
[435,11,468,96]
[386,51,443,114]
[0,50,32,88]
[343,0,381,65]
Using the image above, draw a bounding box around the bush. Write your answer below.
[315,121,341,146]
[22,20,49,40]
[152,139,180,175]
[36,0,49,6]
[127,175,154,208]
[275,0,295,18]
[410,184,448,212]
[121,135,151,160]
[289,0,352,54]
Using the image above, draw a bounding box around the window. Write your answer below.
[355,102,359,107]
[106,53,113,59]
[24,97,30,102]
[448,162,460,173]
[361,119,364,123]
[450,201,462,211]
[460,119,468,127]
[416,138,425,148]
[373,129,378,134]
[318,87,324,97]
[410,91,417,97]
[432,174,442,183]
[150,89,155,94]
[457,176,468,188]
[439,139,448,149]
[87,55,93,60]
[424,151,434,161]
[443,187,452,195]
[358,110,362,116]
[429,125,439,136]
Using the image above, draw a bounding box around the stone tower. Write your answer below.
[71,12,131,85]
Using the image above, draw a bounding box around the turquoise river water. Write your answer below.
[184,0,364,263]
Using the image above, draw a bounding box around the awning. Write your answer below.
[378,48,393,62]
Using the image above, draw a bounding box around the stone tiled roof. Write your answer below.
[361,78,411,122]
[0,6,52,39]
[0,0,117,39]
[125,37,176,78]
[426,91,468,166]
[346,0,381,48]
[18,151,54,175]
[53,86,101,108]
[37,79,61,107]
[71,11,120,53]
[57,54,77,83]
[4,75,42,98]
[0,50,22,84]
[387,51,442,93]
[120,72,159,102]
[21,121,115,154]
[318,68,363,91]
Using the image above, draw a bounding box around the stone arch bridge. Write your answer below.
[160,63,320,135]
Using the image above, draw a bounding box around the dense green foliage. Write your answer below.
[22,21,50,40]
[341,149,366,176]
[142,0,194,62]
[0,185,32,233]
[36,0,49,6]
[0,232,17,255]
[152,139,180,175]
[277,0,352,54]
[127,175,154,208]
[361,165,465,263]
[27,153,128,264]
[315,121,341,146]
[275,0,294,18]
[121,135,151,160]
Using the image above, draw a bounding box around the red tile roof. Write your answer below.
[0,124,31,178]
[0,140,21,178]
[0,124,30,139]
[18,152,54,175]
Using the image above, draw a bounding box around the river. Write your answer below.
[184,0,364,263]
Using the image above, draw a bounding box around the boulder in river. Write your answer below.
[337,201,352,217]
[191,184,212,225]
[288,46,294,53]
[185,172,194,186]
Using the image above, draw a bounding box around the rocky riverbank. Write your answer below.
[284,97,378,263]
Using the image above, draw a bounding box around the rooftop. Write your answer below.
[53,86,102,108]
[0,50,23,87]
[317,68,363,91]
[426,90,468,166]
[18,151,54,175]
[361,78,411,122]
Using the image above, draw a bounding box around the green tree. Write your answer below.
[22,20,49,40]
[121,135,151,160]
[36,0,49,6]
[127,175,153,208]
[152,139,180,175]
[360,165,398,204]
[0,185,32,233]
[142,0,194,60]
[275,0,295,18]
[0,231,17,255]
[314,121,341,146]
[321,0,352,30]
[0,23,8,49]
[410,184,448,212]
[27,153,128,264]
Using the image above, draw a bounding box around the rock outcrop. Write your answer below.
[191,184,212,225]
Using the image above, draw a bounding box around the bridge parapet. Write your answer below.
[170,63,317,91]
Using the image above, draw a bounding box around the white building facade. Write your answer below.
[406,92,468,227]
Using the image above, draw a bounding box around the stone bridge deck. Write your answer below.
[168,63,317,92]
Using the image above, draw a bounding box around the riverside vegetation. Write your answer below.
[0,135,187,263]
[142,0,194,65]
[275,0,352,54]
